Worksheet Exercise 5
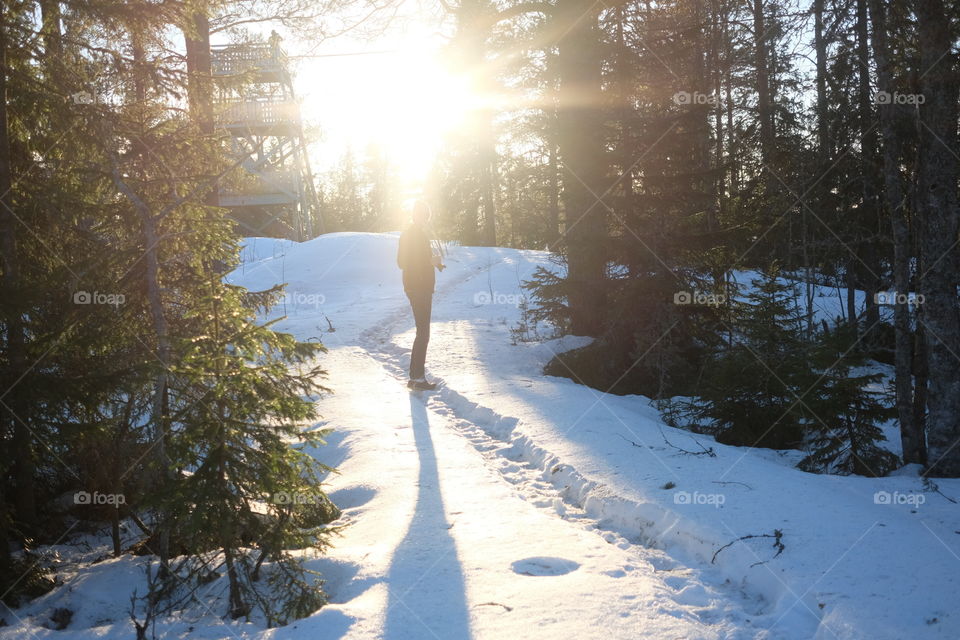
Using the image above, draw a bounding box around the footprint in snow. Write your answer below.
[510,557,580,577]
[646,553,681,572]
[328,485,376,510]
[602,564,636,578]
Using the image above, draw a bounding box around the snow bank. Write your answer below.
[232,231,958,639]
[5,232,956,640]
[303,232,957,639]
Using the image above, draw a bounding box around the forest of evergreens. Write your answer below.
[1,0,959,630]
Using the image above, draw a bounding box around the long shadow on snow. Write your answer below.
[383,396,472,640]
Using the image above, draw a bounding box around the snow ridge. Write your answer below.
[359,302,801,637]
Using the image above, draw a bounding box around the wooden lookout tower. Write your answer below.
[211,35,323,239]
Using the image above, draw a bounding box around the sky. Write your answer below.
[286,12,474,195]
[209,0,828,208]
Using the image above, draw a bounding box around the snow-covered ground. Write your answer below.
[3,232,958,639]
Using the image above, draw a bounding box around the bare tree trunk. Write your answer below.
[689,0,712,232]
[478,130,498,246]
[856,0,881,329]
[0,3,35,532]
[548,133,560,247]
[752,0,773,165]
[725,53,737,192]
[809,0,829,335]
[913,318,929,445]
[915,0,960,477]
[869,0,925,464]
[464,198,480,245]
[184,8,213,133]
[845,264,857,328]
[813,0,828,159]
[110,166,174,567]
[476,35,497,249]
[556,0,606,336]
[714,13,725,225]
[614,4,638,232]
[546,50,561,248]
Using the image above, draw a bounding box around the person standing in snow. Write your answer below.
[397,201,445,390]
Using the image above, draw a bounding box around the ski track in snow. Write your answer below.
[348,257,780,639]
[308,347,766,639]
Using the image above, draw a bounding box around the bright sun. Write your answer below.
[302,45,480,191]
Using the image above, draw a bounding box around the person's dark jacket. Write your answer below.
[397,223,436,294]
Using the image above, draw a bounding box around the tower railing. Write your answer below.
[211,43,287,77]
[216,97,300,130]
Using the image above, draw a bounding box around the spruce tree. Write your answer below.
[161,280,338,623]
[684,267,811,449]
[678,268,898,475]
[799,326,898,476]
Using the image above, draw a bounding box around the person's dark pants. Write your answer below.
[406,288,433,379]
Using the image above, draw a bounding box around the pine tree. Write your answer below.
[161,280,338,623]
[799,326,899,476]
[684,267,811,449]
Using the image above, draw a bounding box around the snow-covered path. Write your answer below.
[253,239,770,640]
[300,345,763,640]
[10,232,955,640]
[232,233,957,640]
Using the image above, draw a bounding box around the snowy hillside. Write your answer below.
[3,232,958,639]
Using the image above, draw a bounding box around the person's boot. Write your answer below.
[407,377,438,391]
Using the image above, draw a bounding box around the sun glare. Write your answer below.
[302,46,481,191]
